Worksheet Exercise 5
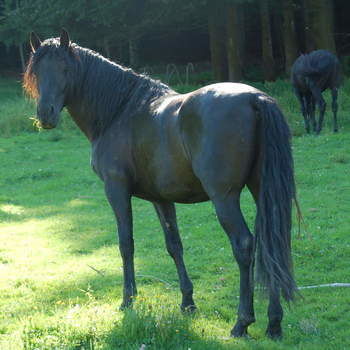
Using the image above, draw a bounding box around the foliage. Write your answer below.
[0,0,205,53]
[0,0,348,76]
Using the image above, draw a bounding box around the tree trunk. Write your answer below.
[304,0,336,53]
[283,0,298,74]
[208,2,228,81]
[18,43,25,72]
[302,0,315,51]
[238,5,247,64]
[117,41,127,65]
[260,0,276,81]
[226,4,243,82]
[103,37,111,59]
[128,37,139,68]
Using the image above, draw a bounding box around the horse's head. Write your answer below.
[24,29,75,129]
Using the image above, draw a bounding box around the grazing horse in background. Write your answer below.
[291,50,341,134]
[24,30,298,339]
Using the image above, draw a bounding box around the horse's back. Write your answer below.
[179,83,261,121]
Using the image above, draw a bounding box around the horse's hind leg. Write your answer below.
[331,88,338,132]
[266,289,283,339]
[153,201,195,311]
[212,193,255,337]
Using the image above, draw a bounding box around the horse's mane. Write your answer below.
[24,38,174,135]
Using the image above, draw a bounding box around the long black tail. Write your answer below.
[254,94,298,301]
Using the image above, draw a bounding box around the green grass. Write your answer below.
[0,76,350,349]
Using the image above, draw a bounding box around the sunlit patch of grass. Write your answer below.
[67,198,92,208]
[0,204,25,215]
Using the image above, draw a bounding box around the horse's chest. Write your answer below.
[90,136,132,182]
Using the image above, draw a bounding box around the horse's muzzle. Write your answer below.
[37,104,59,129]
[40,121,56,129]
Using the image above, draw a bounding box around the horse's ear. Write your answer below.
[60,28,70,49]
[30,32,41,52]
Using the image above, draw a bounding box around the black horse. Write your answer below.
[24,30,298,339]
[291,49,341,134]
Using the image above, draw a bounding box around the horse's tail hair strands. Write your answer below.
[254,95,298,302]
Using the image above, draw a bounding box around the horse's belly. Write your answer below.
[133,189,209,203]
[158,181,209,203]
[133,171,209,203]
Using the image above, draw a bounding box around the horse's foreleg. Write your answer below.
[153,201,195,311]
[331,88,338,132]
[307,95,317,133]
[294,88,310,134]
[309,83,326,134]
[212,194,255,337]
[105,181,136,309]
[294,89,310,133]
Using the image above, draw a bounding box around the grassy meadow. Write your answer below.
[0,76,350,349]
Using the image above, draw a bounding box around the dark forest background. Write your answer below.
[0,0,349,81]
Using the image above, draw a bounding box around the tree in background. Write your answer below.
[207,0,252,82]
[303,0,336,53]
[0,0,43,71]
[207,1,228,81]
[282,0,298,74]
[0,0,88,70]
[260,0,276,81]
[226,1,244,82]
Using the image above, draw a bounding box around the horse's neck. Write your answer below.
[66,102,96,141]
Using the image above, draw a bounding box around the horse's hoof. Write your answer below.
[181,304,197,313]
[231,323,249,338]
[266,327,282,341]
[119,300,133,311]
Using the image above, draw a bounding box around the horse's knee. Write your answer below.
[118,236,134,258]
